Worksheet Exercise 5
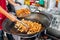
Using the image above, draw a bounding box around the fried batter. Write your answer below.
[16,8,30,17]
[14,19,42,34]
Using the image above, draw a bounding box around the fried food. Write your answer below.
[14,19,42,34]
[16,8,30,17]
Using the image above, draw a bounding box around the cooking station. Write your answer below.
[2,12,53,40]
[2,9,60,40]
[2,0,60,40]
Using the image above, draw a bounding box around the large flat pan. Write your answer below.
[2,12,52,38]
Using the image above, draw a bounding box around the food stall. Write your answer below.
[2,0,60,40]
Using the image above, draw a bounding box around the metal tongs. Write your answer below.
[0,6,29,28]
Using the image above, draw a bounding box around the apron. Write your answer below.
[0,0,7,30]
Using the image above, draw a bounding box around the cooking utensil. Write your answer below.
[0,6,29,28]
[2,12,52,38]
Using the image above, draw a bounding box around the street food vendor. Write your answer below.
[0,0,20,40]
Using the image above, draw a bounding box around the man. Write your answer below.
[0,0,20,40]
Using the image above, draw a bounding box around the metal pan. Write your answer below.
[2,12,52,38]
